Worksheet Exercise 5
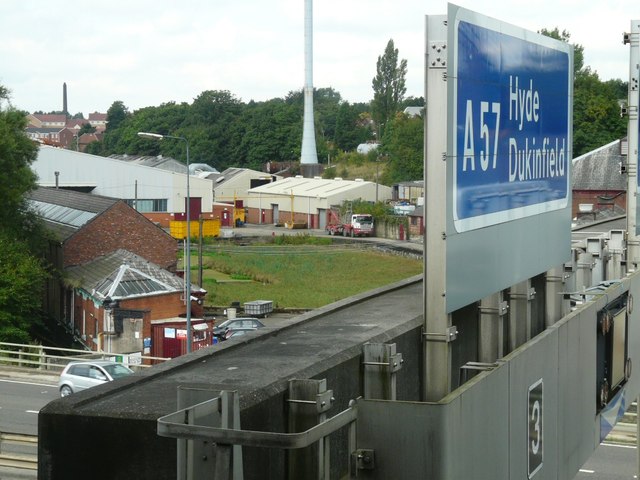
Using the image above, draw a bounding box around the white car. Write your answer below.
[58,361,133,397]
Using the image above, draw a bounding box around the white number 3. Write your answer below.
[531,400,541,454]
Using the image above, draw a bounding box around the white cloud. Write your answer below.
[0,0,635,115]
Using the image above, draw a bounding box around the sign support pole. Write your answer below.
[424,14,451,401]
[627,22,640,269]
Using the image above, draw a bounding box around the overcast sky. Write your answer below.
[0,0,636,116]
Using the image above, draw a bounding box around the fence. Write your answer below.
[0,341,169,372]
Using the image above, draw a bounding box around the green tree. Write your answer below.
[371,39,407,139]
[334,102,373,152]
[88,101,132,155]
[0,232,48,343]
[540,27,626,156]
[539,28,585,75]
[106,100,130,131]
[379,112,424,184]
[78,122,96,135]
[237,98,301,170]
[0,85,49,342]
[573,69,626,156]
[0,96,38,233]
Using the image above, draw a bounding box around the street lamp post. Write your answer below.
[138,131,192,353]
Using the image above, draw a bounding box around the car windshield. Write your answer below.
[354,215,372,225]
[102,364,133,379]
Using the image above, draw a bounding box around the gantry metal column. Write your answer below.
[424,14,452,401]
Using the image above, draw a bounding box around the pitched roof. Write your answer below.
[572,139,626,191]
[32,114,67,123]
[88,112,107,122]
[248,176,377,198]
[66,249,190,302]
[206,167,248,183]
[27,187,119,240]
[108,154,187,173]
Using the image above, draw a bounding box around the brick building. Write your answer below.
[28,187,179,330]
[66,249,209,361]
[572,139,627,220]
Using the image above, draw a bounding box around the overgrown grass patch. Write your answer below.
[197,245,422,309]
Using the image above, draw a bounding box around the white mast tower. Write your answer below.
[300,0,320,177]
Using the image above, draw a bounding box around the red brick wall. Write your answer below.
[142,212,175,228]
[119,293,186,341]
[73,295,104,346]
[74,291,188,352]
[572,190,626,218]
[64,202,178,270]
[246,207,273,224]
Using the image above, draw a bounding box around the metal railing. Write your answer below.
[157,390,359,479]
[0,433,37,471]
[0,342,169,372]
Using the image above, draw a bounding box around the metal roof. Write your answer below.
[28,187,119,213]
[108,154,188,173]
[247,177,376,198]
[572,139,626,191]
[206,167,263,184]
[66,249,193,302]
[30,200,96,228]
[27,187,120,240]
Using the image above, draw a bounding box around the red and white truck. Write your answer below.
[326,213,374,237]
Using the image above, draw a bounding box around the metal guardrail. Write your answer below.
[0,341,169,371]
[158,401,358,450]
[157,390,358,479]
[0,433,37,471]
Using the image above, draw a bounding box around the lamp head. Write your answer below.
[137,132,164,140]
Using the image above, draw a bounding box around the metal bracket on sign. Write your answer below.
[424,325,458,343]
[286,389,335,414]
[353,449,375,470]
[362,353,403,373]
[478,301,509,316]
[509,287,536,301]
[428,41,447,68]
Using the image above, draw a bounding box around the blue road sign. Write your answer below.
[452,20,571,233]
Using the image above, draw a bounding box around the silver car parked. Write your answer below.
[58,361,133,397]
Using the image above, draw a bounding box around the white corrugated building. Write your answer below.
[32,146,214,227]
[208,167,279,204]
[245,176,392,229]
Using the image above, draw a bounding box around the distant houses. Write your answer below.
[25,112,107,151]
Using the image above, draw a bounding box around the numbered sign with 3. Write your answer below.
[528,379,543,478]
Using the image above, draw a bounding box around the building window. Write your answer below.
[125,199,168,212]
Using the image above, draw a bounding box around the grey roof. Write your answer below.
[572,139,626,191]
[206,167,248,184]
[191,163,219,175]
[109,154,188,174]
[27,187,119,241]
[66,249,190,302]
[396,180,424,188]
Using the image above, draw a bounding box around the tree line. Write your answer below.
[83,33,627,186]
[0,31,630,344]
